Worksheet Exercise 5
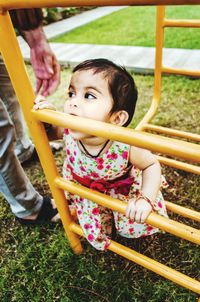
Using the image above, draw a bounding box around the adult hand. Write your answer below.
[23,26,60,96]
[30,41,60,96]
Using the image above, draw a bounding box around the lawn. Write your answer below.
[52,6,200,49]
[0,65,199,302]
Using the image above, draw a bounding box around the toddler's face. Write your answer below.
[64,69,114,140]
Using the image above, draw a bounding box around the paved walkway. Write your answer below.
[18,6,200,73]
[43,6,128,39]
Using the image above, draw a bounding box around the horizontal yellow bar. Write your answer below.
[32,110,200,163]
[162,66,200,77]
[143,124,200,142]
[164,19,200,28]
[54,177,200,245]
[157,155,200,175]
[70,222,200,294]
[166,201,200,222]
[1,0,200,10]
[70,199,200,222]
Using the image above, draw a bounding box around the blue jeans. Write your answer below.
[0,57,43,218]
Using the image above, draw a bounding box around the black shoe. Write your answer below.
[16,197,58,226]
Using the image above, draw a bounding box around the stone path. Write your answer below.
[18,6,200,73]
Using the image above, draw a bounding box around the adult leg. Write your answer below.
[0,96,43,218]
[0,57,34,163]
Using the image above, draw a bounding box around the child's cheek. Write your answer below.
[63,101,69,114]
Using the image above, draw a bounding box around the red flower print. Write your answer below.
[80,166,86,172]
[74,151,77,155]
[66,149,70,155]
[122,151,128,160]
[147,226,153,232]
[69,156,75,164]
[106,164,111,169]
[97,164,104,170]
[84,223,92,229]
[129,228,134,233]
[88,234,94,242]
[96,158,104,164]
[90,172,99,178]
[77,210,82,215]
[104,241,110,250]
[110,152,118,160]
[95,222,102,229]
[92,207,99,215]
[158,201,162,208]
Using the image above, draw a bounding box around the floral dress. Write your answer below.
[63,129,168,251]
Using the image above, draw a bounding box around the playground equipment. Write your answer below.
[0,0,199,299]
[136,6,200,175]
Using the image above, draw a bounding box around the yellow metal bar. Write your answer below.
[136,6,165,130]
[164,19,200,27]
[0,0,200,10]
[70,222,200,295]
[70,199,200,223]
[157,155,200,175]
[143,124,200,142]
[166,201,200,222]
[32,109,200,163]
[136,5,200,178]
[162,66,200,77]
[0,10,82,254]
[54,177,200,245]
[135,97,160,131]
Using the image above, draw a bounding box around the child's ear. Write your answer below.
[110,110,129,126]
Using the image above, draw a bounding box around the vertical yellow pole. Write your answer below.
[0,10,82,254]
[136,6,165,130]
[153,6,165,103]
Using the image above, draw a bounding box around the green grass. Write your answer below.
[0,66,200,302]
[52,6,200,49]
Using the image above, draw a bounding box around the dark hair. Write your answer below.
[73,58,138,127]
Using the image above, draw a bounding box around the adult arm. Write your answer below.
[10,9,60,96]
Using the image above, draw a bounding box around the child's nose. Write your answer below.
[69,97,78,108]
[70,102,77,108]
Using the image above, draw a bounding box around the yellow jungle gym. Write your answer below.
[0,0,199,299]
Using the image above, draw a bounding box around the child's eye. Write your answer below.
[68,91,75,98]
[85,93,96,100]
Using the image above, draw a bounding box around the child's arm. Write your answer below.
[33,95,64,140]
[126,146,161,223]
